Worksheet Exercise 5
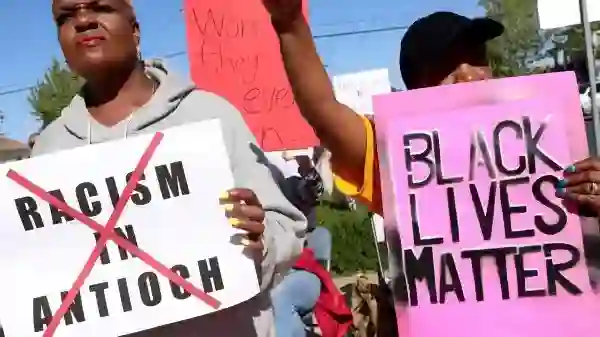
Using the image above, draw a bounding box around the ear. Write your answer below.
[133,21,140,48]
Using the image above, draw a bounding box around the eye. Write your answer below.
[55,13,72,26]
[92,4,115,13]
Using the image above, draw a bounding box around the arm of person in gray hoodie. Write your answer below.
[191,91,307,290]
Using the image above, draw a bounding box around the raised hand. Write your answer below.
[262,0,303,29]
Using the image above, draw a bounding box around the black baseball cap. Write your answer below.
[399,11,504,89]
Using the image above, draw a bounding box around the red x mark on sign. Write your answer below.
[6,132,221,337]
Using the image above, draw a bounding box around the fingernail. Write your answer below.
[555,179,567,188]
[222,203,234,212]
[240,238,251,246]
[565,165,576,173]
[229,218,241,227]
[219,191,230,200]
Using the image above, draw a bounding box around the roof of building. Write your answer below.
[0,135,29,152]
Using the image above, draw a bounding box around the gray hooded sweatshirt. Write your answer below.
[30,62,307,337]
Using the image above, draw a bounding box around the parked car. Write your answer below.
[580,82,600,115]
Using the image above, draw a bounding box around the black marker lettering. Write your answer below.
[88,283,109,317]
[544,243,582,296]
[499,177,534,239]
[15,196,43,231]
[470,182,497,240]
[493,120,527,176]
[468,130,496,180]
[155,161,191,199]
[139,272,162,306]
[532,175,567,235]
[522,117,562,173]
[410,193,443,246]
[404,247,437,306]
[403,132,434,188]
[198,257,225,293]
[432,131,463,185]
[514,245,545,298]
[48,190,74,225]
[438,253,465,303]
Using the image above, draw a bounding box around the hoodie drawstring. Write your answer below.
[86,73,158,145]
[87,113,135,145]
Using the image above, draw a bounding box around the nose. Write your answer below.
[72,9,99,33]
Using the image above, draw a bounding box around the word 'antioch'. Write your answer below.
[32,243,224,332]
[402,117,581,306]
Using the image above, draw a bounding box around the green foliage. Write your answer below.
[28,59,82,129]
[553,23,600,63]
[480,0,547,77]
[317,201,378,275]
[480,0,600,78]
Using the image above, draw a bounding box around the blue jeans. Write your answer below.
[271,227,332,337]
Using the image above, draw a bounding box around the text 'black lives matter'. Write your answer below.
[401,117,582,306]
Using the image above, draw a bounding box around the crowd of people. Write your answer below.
[9,0,600,336]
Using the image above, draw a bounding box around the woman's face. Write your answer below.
[52,0,139,79]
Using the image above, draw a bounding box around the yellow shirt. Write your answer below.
[332,115,383,215]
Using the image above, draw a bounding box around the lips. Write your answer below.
[76,35,105,47]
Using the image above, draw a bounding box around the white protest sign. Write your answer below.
[0,120,259,337]
[371,214,385,243]
[537,0,600,29]
[333,69,391,115]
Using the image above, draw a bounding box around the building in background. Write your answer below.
[0,136,29,162]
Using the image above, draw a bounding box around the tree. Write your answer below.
[28,59,81,129]
[549,23,600,83]
[480,0,549,77]
[317,202,378,275]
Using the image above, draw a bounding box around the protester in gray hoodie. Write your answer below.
[29,0,306,336]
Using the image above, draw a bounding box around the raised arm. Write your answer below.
[264,0,367,182]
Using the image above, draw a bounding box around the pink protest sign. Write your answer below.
[373,72,599,337]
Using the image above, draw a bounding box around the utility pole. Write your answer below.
[580,0,600,154]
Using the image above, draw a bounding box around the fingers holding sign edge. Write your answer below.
[220,189,265,250]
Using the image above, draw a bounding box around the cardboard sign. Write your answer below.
[184,0,318,151]
[537,0,600,29]
[332,68,391,115]
[0,120,259,337]
[373,73,599,337]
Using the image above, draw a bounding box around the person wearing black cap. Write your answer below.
[399,11,504,89]
[262,0,504,215]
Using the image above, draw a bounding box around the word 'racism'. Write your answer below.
[402,117,582,306]
[11,161,227,332]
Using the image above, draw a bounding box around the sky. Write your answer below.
[0,0,483,142]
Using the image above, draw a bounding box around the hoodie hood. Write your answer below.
[59,60,196,142]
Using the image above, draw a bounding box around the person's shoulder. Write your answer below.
[30,116,69,156]
[183,89,239,113]
[178,89,247,127]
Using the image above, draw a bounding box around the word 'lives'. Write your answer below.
[402,117,582,306]
[14,161,189,231]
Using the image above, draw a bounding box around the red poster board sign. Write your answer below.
[184,0,318,151]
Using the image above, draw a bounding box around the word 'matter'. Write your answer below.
[14,161,190,231]
[401,117,583,306]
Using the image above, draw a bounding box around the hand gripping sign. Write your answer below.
[0,120,260,337]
